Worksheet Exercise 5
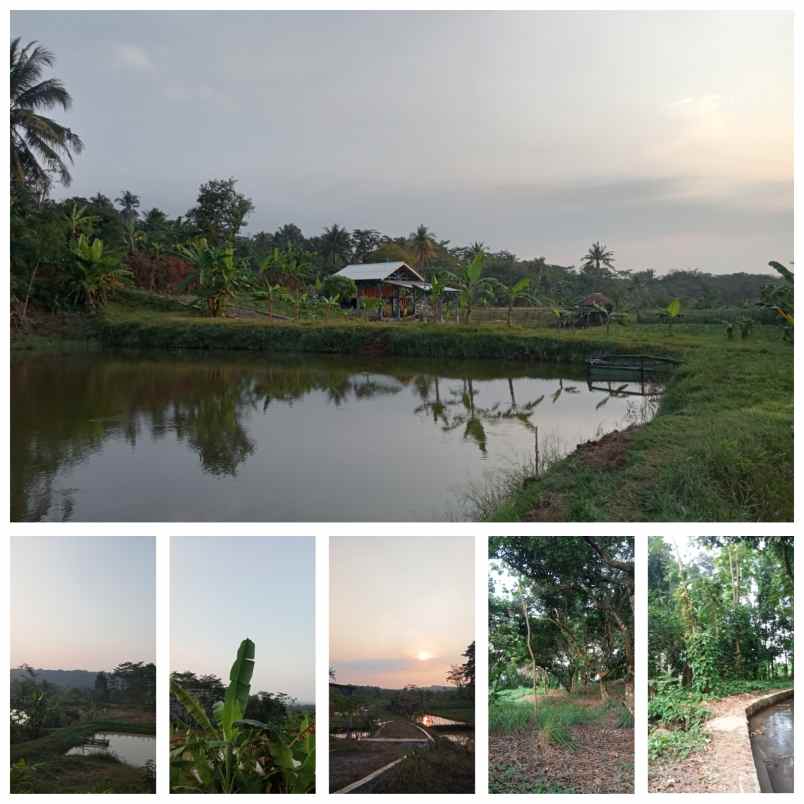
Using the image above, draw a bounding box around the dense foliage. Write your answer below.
[170,639,315,794]
[9,661,155,743]
[648,536,793,760]
[489,537,634,711]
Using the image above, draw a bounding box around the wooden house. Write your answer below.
[334,261,439,319]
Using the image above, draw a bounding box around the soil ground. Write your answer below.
[329,739,410,792]
[648,689,788,793]
[489,690,634,794]
[329,717,473,794]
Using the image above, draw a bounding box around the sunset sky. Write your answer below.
[171,536,315,702]
[10,10,792,273]
[11,536,155,671]
[330,536,474,688]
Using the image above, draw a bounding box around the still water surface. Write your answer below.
[749,697,793,793]
[12,351,660,521]
[65,732,155,767]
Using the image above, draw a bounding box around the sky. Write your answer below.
[11,536,155,671]
[10,10,792,273]
[171,536,315,703]
[330,536,474,688]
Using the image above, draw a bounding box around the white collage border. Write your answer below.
[2,1,802,803]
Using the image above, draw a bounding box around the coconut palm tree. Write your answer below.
[319,224,353,273]
[581,241,615,273]
[10,38,84,192]
[410,224,437,273]
[115,190,141,222]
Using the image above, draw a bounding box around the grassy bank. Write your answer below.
[91,303,793,522]
[10,719,155,793]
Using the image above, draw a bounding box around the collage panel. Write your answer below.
[648,535,794,794]
[10,535,156,793]
[169,535,315,794]
[488,536,635,794]
[329,535,475,794]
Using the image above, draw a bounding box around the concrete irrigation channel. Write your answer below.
[747,689,794,793]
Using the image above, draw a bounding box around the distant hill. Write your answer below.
[331,682,454,695]
[10,667,99,689]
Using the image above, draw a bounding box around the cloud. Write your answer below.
[113,43,155,73]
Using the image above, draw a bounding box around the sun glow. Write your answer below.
[416,650,433,661]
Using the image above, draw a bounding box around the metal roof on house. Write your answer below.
[335,261,425,282]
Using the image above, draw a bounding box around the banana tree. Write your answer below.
[68,234,131,309]
[495,276,535,327]
[170,639,315,794]
[660,299,682,335]
[445,253,496,324]
[176,237,250,317]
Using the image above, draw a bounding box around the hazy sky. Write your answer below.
[11,536,155,671]
[331,536,474,688]
[171,536,315,703]
[11,10,792,273]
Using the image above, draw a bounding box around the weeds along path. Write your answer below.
[490,692,633,794]
[648,689,790,794]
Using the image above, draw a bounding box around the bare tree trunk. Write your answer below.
[521,597,538,703]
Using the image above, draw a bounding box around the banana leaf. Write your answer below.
[221,638,255,740]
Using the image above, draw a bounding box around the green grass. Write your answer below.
[73,301,793,522]
[648,725,709,762]
[490,697,609,749]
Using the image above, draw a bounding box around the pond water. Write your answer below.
[749,697,793,793]
[11,351,661,521]
[65,732,155,767]
[417,713,474,747]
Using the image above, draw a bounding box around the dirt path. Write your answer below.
[648,690,788,793]
[375,719,429,739]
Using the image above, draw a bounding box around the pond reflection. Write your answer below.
[12,352,661,521]
[65,732,155,767]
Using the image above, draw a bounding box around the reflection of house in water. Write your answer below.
[334,261,455,319]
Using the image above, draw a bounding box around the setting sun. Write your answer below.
[416,650,433,661]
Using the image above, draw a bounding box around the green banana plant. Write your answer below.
[170,639,315,794]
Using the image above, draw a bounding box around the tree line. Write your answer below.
[11,36,786,325]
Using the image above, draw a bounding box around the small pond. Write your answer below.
[417,713,474,747]
[749,697,793,793]
[66,732,156,767]
[11,351,661,521]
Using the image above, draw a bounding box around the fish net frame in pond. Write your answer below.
[586,353,679,396]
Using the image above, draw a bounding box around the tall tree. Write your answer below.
[10,37,84,193]
[187,177,254,245]
[410,224,438,273]
[581,241,616,277]
[318,224,353,273]
[115,190,141,222]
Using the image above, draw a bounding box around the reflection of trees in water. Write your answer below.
[11,357,405,520]
[12,355,648,520]
[414,375,548,456]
